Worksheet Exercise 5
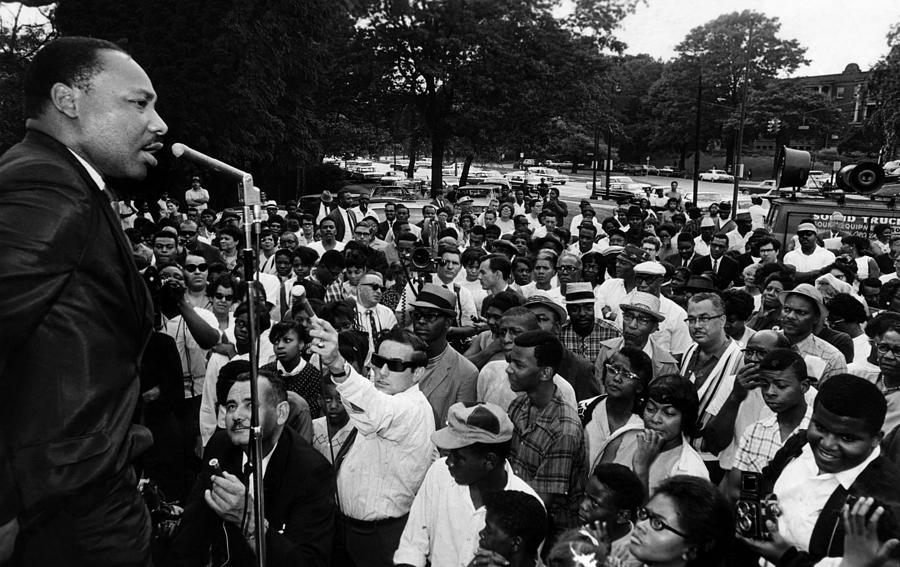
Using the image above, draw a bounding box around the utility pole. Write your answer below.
[605,126,612,200]
[731,21,754,216]
[591,127,599,199]
[693,70,702,206]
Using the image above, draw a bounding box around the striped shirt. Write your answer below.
[508,388,587,534]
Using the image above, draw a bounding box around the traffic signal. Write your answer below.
[766,118,781,134]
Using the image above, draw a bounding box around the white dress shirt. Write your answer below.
[477,360,577,411]
[774,445,881,562]
[335,367,437,520]
[394,458,541,567]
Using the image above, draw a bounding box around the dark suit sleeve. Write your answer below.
[0,160,88,523]
[266,452,335,567]
[168,434,232,566]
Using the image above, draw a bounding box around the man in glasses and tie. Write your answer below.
[355,272,398,356]
[308,320,437,567]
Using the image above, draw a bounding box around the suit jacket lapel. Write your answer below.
[420,349,451,398]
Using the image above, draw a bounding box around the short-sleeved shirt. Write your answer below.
[732,405,813,474]
[793,334,847,383]
[559,319,621,364]
[508,387,587,533]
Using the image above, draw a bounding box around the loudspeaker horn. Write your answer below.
[775,146,811,189]
[836,162,885,194]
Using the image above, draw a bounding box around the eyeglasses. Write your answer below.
[636,507,688,539]
[634,273,663,283]
[361,283,383,292]
[184,263,208,273]
[179,230,197,237]
[412,310,443,323]
[876,343,900,357]
[684,313,725,326]
[605,363,640,382]
[213,292,234,301]
[742,347,767,359]
[371,353,422,372]
[556,265,578,273]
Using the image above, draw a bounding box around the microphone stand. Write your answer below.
[171,143,266,567]
[239,173,267,567]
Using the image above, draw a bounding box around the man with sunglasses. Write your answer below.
[308,322,437,567]
[594,292,678,385]
[356,272,398,355]
[177,219,224,266]
[182,254,212,310]
[409,283,478,427]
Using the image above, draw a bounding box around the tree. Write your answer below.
[0,3,55,152]
[670,10,809,167]
[352,0,636,194]
[867,23,900,161]
[55,0,358,203]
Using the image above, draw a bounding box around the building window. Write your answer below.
[836,86,845,98]
[822,86,830,95]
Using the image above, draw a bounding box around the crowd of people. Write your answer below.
[122,178,900,567]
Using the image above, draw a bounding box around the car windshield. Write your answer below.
[463,187,495,199]
[373,186,413,199]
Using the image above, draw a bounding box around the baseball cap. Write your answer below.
[431,402,514,449]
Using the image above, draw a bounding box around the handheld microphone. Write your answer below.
[290,284,316,320]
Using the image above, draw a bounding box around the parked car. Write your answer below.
[740,179,777,194]
[585,176,652,195]
[657,166,675,176]
[528,166,569,185]
[699,169,735,183]
[457,185,499,215]
[380,170,406,185]
[640,165,659,176]
[684,191,752,212]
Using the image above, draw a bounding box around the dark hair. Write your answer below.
[614,346,653,412]
[721,289,755,321]
[375,327,428,367]
[591,463,644,514]
[501,306,539,330]
[462,247,488,266]
[860,277,882,290]
[482,253,512,279]
[757,236,781,252]
[645,374,700,438]
[677,232,694,245]
[513,256,534,270]
[207,273,237,298]
[484,490,548,555]
[25,37,127,118]
[825,293,867,325]
[866,310,900,339]
[824,261,856,285]
[320,249,345,271]
[233,300,271,332]
[483,290,524,315]
[652,476,734,567]
[234,369,288,407]
[815,374,887,435]
[711,232,729,245]
[321,299,356,327]
[485,224,502,238]
[339,329,370,372]
[269,319,309,345]
[763,271,795,291]
[217,225,244,245]
[513,330,563,369]
[294,246,319,266]
[215,360,252,407]
[273,248,294,262]
[344,249,368,270]
[758,348,808,383]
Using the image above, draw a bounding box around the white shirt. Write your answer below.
[568,214,604,235]
[351,206,381,223]
[477,360,577,411]
[783,246,836,273]
[648,437,709,494]
[774,445,881,559]
[434,280,478,328]
[693,235,710,256]
[566,241,603,258]
[880,272,899,284]
[356,301,398,354]
[162,307,219,399]
[311,417,355,464]
[337,207,357,243]
[518,283,565,305]
[613,292,692,356]
[726,228,752,253]
[307,239,344,257]
[336,367,437,520]
[596,278,628,319]
[749,204,767,229]
[455,276,489,314]
[394,458,541,567]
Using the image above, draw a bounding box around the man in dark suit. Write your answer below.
[0,38,168,564]
[689,233,740,289]
[664,232,701,268]
[328,188,358,243]
[376,202,397,240]
[170,370,335,567]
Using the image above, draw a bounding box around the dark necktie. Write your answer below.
[367,309,378,336]
[713,258,719,274]
[347,209,357,231]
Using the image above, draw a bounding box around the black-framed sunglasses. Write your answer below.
[213,292,234,301]
[361,283,383,292]
[636,506,689,539]
[370,353,422,372]
[184,263,208,273]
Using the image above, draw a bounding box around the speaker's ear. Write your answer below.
[836,162,885,194]
[776,146,811,189]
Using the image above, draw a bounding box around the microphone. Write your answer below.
[171,143,250,180]
[171,143,260,206]
[290,284,316,320]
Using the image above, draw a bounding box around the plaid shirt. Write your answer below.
[793,334,847,383]
[508,388,587,534]
[732,404,813,474]
[559,319,621,365]
[324,277,347,303]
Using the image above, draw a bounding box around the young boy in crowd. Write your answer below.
[576,463,644,567]
[312,377,353,464]
[470,490,547,567]
[725,348,813,502]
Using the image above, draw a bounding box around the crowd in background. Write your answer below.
[124,175,900,567]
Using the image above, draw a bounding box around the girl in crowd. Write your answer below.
[582,346,652,472]
[496,202,516,236]
[631,374,708,493]
[747,272,794,331]
[581,252,605,289]
[629,475,734,567]
[521,249,560,299]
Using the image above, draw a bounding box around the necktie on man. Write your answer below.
[713,258,719,274]
[279,280,288,320]
[366,309,378,338]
